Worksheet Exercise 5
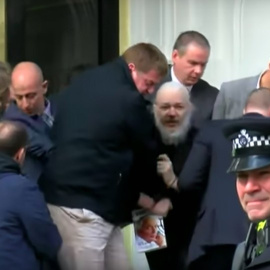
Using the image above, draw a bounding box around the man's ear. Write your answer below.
[128,63,135,71]
[14,147,26,165]
[42,80,48,95]
[172,49,180,64]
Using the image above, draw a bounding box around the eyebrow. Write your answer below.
[158,102,184,106]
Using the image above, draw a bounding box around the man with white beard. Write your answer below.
[146,81,200,270]
[154,81,193,145]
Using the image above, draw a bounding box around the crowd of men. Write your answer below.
[0,30,269,270]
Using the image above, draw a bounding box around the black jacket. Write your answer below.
[39,57,158,225]
[233,223,270,270]
[146,127,200,270]
[179,120,249,264]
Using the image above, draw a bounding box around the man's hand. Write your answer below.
[137,193,155,210]
[154,233,165,247]
[150,198,172,217]
[157,154,176,187]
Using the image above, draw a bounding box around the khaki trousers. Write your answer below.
[48,204,132,270]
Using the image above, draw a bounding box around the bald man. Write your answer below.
[3,62,54,182]
[146,81,200,270]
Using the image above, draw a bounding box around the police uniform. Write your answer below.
[223,114,270,270]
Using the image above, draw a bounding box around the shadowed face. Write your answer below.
[129,63,162,95]
[237,165,270,222]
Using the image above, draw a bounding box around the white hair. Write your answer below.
[154,81,190,104]
[154,81,193,145]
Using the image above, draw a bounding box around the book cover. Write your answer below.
[132,209,167,253]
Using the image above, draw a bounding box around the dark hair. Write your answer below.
[0,121,28,157]
[122,43,168,77]
[173,30,210,55]
[245,87,270,111]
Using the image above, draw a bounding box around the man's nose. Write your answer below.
[168,106,176,116]
[21,98,29,109]
[194,65,203,75]
[245,177,260,193]
[147,86,155,95]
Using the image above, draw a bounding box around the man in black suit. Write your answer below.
[158,87,270,270]
[147,31,218,128]
[38,43,168,270]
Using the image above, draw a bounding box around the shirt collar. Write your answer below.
[257,70,268,88]
[43,98,52,117]
[171,66,193,92]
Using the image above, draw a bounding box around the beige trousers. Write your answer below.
[48,204,132,270]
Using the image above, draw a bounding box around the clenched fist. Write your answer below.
[157,154,176,188]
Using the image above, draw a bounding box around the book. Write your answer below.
[132,208,167,253]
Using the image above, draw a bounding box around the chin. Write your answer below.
[248,211,269,222]
[165,127,178,133]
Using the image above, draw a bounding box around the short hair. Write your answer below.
[245,87,270,111]
[122,43,168,77]
[173,30,210,55]
[138,216,157,229]
[0,121,28,157]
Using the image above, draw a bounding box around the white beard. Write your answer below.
[154,110,192,146]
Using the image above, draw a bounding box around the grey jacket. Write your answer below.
[212,74,260,120]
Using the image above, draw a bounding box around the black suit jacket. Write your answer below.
[233,226,270,270]
[178,120,249,264]
[146,70,219,128]
[245,246,270,269]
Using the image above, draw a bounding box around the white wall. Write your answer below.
[128,0,270,89]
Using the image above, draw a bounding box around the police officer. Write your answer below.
[223,114,270,270]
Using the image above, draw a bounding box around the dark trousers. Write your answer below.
[188,245,236,270]
[146,246,187,270]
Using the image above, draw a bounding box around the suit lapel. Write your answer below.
[189,80,205,104]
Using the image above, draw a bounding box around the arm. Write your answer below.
[158,124,211,193]
[125,95,164,196]
[125,95,156,155]
[212,83,226,120]
[179,124,211,192]
[18,180,62,260]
